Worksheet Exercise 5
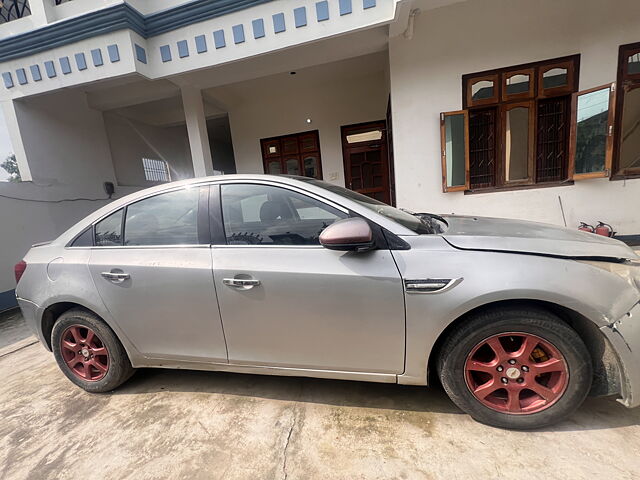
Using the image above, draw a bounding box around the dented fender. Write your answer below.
[600,302,640,408]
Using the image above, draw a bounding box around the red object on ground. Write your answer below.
[578,222,595,233]
[14,260,27,284]
[595,222,615,237]
[464,332,569,414]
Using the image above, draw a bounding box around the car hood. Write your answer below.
[440,215,638,260]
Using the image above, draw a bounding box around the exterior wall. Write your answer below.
[219,57,390,186]
[389,0,640,233]
[0,89,125,307]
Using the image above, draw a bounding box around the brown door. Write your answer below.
[260,130,323,179]
[341,121,391,204]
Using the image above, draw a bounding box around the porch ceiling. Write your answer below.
[202,50,389,109]
[169,25,389,91]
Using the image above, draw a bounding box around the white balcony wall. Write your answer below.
[389,0,640,234]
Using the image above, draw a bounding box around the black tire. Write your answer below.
[438,306,592,429]
[52,309,135,393]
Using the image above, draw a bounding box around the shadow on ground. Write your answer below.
[116,366,639,433]
[0,308,32,350]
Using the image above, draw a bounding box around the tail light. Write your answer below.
[14,260,27,284]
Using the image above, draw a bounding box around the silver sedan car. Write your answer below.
[14,175,640,429]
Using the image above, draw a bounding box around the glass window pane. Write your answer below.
[505,107,530,181]
[506,74,530,95]
[543,67,568,89]
[620,87,640,170]
[72,228,94,247]
[628,53,640,75]
[285,158,300,175]
[267,160,282,174]
[304,156,318,178]
[444,113,467,188]
[124,188,199,246]
[575,87,611,174]
[95,209,123,246]
[221,184,347,245]
[471,80,494,101]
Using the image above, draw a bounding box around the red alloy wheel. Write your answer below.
[464,332,569,414]
[60,325,110,382]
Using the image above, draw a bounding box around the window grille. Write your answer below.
[142,158,171,182]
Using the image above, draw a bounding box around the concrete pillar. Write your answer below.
[27,0,56,25]
[1,101,32,182]
[181,86,214,177]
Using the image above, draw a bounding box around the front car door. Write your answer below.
[211,181,405,374]
[87,186,228,363]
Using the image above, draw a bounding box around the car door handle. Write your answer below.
[101,271,130,283]
[223,278,260,289]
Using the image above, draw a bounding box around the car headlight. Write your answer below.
[579,259,640,291]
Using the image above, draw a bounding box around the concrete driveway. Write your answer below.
[1,311,640,480]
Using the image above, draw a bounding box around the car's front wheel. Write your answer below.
[52,309,135,393]
[438,306,592,429]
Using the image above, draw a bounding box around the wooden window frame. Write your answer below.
[568,83,616,180]
[538,59,577,98]
[500,101,536,186]
[457,55,579,193]
[502,68,535,102]
[440,110,470,193]
[260,130,323,179]
[612,41,640,180]
[466,73,499,107]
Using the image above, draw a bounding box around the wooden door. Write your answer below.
[260,130,323,179]
[341,121,391,203]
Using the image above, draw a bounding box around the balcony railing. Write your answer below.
[0,0,31,24]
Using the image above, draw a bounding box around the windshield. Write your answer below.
[298,178,432,234]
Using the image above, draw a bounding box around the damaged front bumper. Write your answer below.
[601,301,640,408]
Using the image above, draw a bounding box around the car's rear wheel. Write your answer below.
[52,309,135,393]
[438,306,592,429]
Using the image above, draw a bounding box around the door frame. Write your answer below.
[340,120,393,204]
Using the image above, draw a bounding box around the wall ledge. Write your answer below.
[0,0,273,63]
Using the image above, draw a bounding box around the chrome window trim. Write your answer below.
[66,244,212,250]
[212,244,325,250]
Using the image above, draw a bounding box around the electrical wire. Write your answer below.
[0,193,112,203]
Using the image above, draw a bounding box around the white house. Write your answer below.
[0,0,639,310]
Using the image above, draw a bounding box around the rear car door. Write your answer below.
[87,186,228,362]
[211,182,405,374]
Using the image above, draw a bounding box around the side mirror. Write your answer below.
[319,217,375,252]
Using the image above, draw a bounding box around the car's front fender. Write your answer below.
[391,238,640,385]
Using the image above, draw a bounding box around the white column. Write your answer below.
[181,86,214,177]
[27,0,56,25]
[1,101,32,182]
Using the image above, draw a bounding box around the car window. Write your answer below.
[95,209,123,246]
[124,188,200,246]
[221,184,347,245]
[71,227,94,247]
